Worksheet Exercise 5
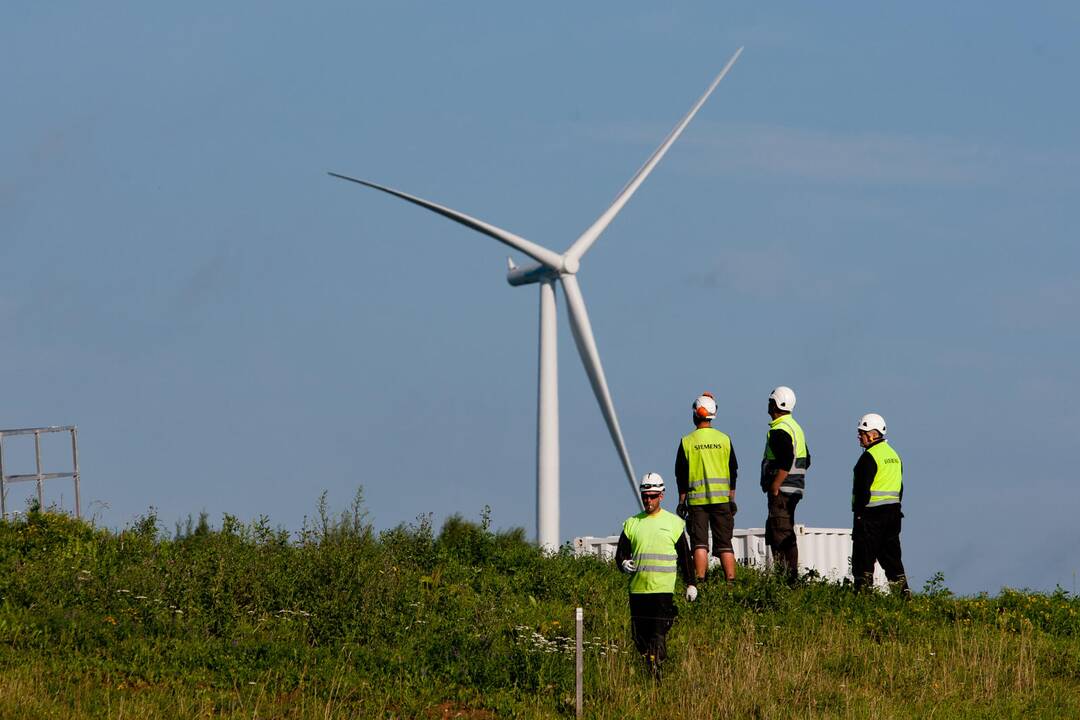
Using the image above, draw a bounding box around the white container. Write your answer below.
[574,525,888,587]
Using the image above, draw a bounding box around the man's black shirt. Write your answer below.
[852,438,903,513]
[760,423,811,491]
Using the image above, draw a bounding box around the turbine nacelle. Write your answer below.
[506,257,576,286]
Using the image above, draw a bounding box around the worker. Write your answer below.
[852,413,910,596]
[614,472,696,678]
[760,386,810,584]
[675,392,739,583]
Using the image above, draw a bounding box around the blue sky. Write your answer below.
[3,2,1078,595]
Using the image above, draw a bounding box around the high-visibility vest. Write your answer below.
[681,427,733,506]
[623,509,685,594]
[866,441,902,507]
[762,414,809,495]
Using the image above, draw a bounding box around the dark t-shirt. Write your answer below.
[768,429,795,469]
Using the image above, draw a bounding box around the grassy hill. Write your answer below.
[1,493,1078,719]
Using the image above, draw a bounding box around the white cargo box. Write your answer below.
[574,525,888,586]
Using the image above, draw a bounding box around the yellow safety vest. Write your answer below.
[762,414,808,495]
[681,427,733,506]
[867,441,902,506]
[623,509,685,594]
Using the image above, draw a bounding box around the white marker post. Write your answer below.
[575,607,583,718]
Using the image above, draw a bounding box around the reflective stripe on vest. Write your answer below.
[681,427,733,506]
[867,441,902,506]
[622,509,685,594]
[762,415,809,494]
[633,552,678,574]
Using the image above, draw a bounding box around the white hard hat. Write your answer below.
[858,413,887,436]
[769,386,796,412]
[692,392,717,421]
[639,472,666,494]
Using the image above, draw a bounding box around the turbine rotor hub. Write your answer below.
[561,255,580,275]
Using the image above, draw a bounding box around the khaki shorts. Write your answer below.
[687,503,735,554]
[765,492,801,550]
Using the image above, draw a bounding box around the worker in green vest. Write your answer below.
[852,413,910,596]
[614,473,696,678]
[760,386,810,584]
[675,391,739,584]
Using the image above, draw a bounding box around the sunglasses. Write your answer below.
[640,492,662,500]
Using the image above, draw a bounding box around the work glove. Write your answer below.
[676,502,689,519]
[685,585,698,602]
[621,558,637,573]
[730,501,738,515]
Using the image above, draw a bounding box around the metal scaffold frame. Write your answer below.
[0,425,81,520]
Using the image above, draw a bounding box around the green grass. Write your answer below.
[1,492,1078,718]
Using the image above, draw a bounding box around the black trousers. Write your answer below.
[629,593,676,668]
[852,506,908,592]
[765,492,800,552]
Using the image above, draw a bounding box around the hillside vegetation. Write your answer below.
[1,493,1078,719]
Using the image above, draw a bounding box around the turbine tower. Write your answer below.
[331,48,742,550]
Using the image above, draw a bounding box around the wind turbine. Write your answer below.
[331,48,743,550]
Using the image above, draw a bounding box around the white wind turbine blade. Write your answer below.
[564,47,744,264]
[328,172,565,270]
[559,273,641,508]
